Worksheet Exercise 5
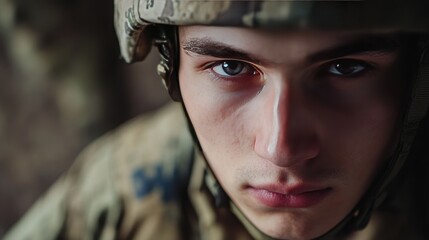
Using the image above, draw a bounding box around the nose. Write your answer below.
[254,79,320,168]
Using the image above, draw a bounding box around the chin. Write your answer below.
[261,227,319,240]
[249,213,330,240]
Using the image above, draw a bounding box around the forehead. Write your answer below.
[179,26,400,65]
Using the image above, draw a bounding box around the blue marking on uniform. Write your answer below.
[132,163,179,202]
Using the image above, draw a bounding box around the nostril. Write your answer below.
[254,133,320,168]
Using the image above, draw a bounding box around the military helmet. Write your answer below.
[114,0,429,239]
[115,0,429,63]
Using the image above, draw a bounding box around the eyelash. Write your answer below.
[209,61,258,77]
[320,59,374,78]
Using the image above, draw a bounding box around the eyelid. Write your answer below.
[316,56,372,67]
[318,50,399,67]
[204,58,258,69]
[329,58,373,67]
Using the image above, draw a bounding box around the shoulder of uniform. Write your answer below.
[72,102,194,195]
[59,103,194,237]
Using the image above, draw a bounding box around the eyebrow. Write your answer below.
[181,34,401,65]
[182,38,267,64]
[308,35,401,62]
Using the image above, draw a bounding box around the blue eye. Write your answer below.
[327,59,370,77]
[212,60,256,77]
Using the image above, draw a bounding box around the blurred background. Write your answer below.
[0,0,169,236]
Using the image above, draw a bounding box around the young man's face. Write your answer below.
[178,26,401,239]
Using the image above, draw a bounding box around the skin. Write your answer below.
[178,26,402,240]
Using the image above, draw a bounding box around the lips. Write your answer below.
[247,184,332,208]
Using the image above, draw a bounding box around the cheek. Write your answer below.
[353,99,398,148]
[179,67,248,149]
[179,68,259,190]
[324,97,399,177]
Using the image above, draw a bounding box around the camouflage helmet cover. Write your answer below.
[115,0,429,63]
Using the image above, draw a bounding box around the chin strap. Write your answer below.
[334,38,429,236]
[324,38,429,238]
